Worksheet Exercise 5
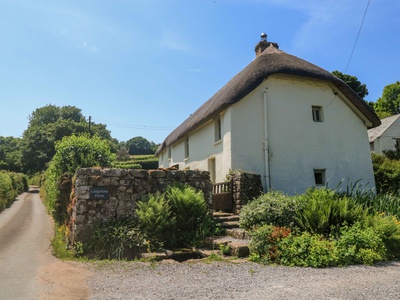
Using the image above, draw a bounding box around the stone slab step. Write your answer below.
[226,228,251,240]
[220,221,240,229]
[214,215,240,223]
[208,236,250,258]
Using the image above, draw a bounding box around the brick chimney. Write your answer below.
[255,33,279,56]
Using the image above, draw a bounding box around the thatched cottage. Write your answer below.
[156,34,380,194]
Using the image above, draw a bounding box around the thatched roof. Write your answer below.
[156,45,381,155]
[368,114,400,142]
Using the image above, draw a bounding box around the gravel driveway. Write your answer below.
[85,259,400,300]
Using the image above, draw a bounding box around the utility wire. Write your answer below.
[91,116,175,131]
[345,0,371,73]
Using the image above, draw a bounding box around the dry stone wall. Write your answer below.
[70,168,212,243]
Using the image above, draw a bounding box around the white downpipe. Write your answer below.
[263,91,271,191]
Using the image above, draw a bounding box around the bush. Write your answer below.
[249,224,291,263]
[87,216,146,260]
[278,232,338,267]
[43,135,114,224]
[239,191,303,231]
[365,214,400,260]
[165,185,213,247]
[0,172,13,212]
[136,193,175,250]
[0,171,29,212]
[372,153,400,194]
[295,188,366,236]
[335,222,386,265]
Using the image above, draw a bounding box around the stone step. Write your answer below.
[220,221,240,229]
[214,214,240,223]
[225,228,251,240]
[208,236,250,258]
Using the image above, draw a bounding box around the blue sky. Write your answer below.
[0,0,399,143]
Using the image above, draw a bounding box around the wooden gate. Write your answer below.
[212,181,233,211]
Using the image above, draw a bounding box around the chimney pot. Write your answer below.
[254,33,279,57]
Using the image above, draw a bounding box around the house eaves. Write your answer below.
[156,45,381,156]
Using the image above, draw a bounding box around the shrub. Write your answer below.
[239,191,303,230]
[295,188,366,236]
[372,153,400,194]
[87,216,146,260]
[43,135,114,224]
[278,232,338,267]
[0,172,13,212]
[136,193,175,250]
[165,185,213,247]
[335,222,386,265]
[249,224,291,263]
[365,214,400,260]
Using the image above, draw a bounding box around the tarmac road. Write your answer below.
[0,187,54,299]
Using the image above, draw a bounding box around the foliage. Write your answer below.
[365,214,400,260]
[126,136,155,155]
[332,70,369,99]
[0,171,14,212]
[112,154,158,170]
[87,216,146,260]
[0,136,23,172]
[249,224,291,263]
[20,104,114,174]
[277,232,338,267]
[335,222,386,265]
[374,81,400,118]
[295,188,366,236]
[371,153,400,194]
[51,225,75,260]
[239,191,304,231]
[29,172,44,186]
[0,171,29,212]
[136,193,175,249]
[43,135,114,224]
[165,185,213,247]
[116,144,130,161]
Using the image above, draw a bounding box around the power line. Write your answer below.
[91,116,175,131]
[344,0,371,73]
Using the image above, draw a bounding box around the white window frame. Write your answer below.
[312,106,323,122]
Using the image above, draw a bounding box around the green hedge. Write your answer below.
[112,155,158,170]
[0,171,29,212]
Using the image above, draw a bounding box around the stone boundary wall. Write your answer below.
[228,171,263,214]
[70,168,212,243]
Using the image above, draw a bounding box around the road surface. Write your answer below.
[0,187,90,299]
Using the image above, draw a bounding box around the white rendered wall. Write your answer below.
[158,111,232,183]
[230,75,376,194]
[372,118,400,154]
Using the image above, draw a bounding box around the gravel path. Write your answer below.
[85,259,400,300]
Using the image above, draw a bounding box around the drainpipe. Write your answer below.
[263,91,271,192]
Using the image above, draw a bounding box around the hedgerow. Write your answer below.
[0,171,29,212]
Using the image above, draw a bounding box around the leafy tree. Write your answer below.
[332,70,369,100]
[116,143,130,161]
[374,81,400,118]
[20,104,113,174]
[0,136,22,172]
[126,136,154,155]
